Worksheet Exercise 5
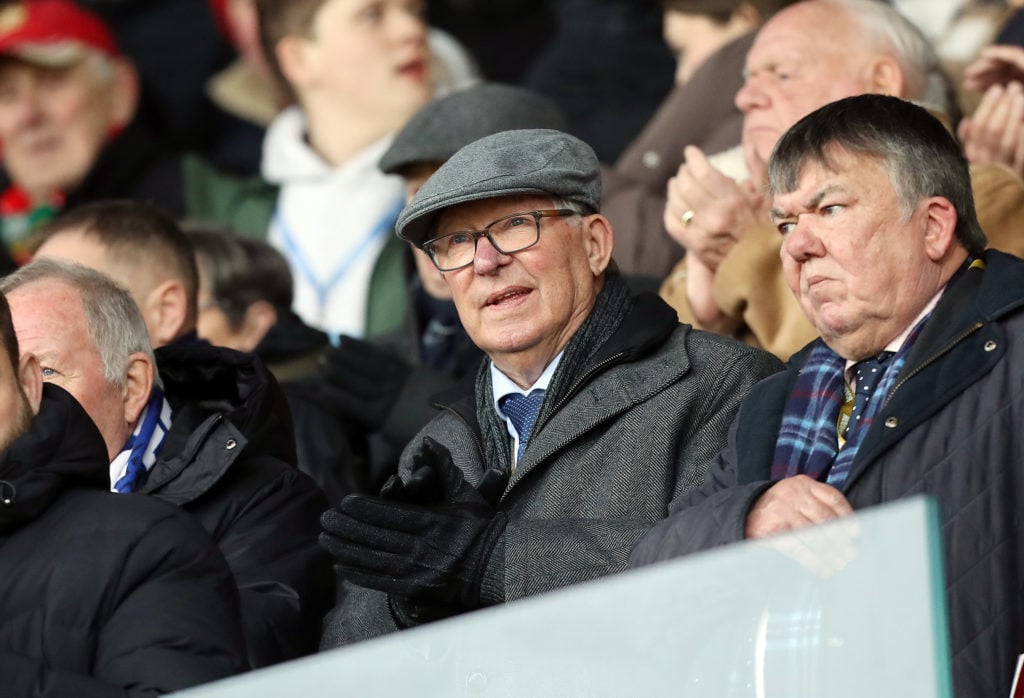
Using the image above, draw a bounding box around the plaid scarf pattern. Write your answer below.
[771,340,846,482]
[772,320,928,485]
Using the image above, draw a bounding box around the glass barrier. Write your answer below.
[176,496,951,697]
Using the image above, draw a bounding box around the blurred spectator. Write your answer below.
[0,0,184,267]
[0,288,248,694]
[187,225,369,502]
[602,0,796,280]
[958,0,1024,177]
[20,208,334,669]
[521,0,674,162]
[184,0,477,342]
[202,0,290,175]
[32,200,197,348]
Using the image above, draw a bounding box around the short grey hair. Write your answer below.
[827,0,950,114]
[0,258,155,387]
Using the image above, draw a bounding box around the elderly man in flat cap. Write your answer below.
[319,128,782,646]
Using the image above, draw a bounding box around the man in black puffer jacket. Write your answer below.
[0,291,247,695]
[1,259,332,670]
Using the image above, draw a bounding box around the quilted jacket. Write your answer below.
[320,289,783,647]
[147,342,333,669]
[0,385,246,695]
[631,250,1024,697]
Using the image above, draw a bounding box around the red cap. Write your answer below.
[0,1,118,67]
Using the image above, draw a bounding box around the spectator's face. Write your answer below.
[0,55,133,200]
[735,3,884,162]
[774,148,943,360]
[299,0,430,122]
[7,279,132,459]
[436,195,613,382]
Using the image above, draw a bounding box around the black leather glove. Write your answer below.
[315,336,413,431]
[378,437,508,507]
[320,493,506,610]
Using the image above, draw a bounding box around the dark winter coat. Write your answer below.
[147,343,333,669]
[321,289,782,646]
[630,251,1024,697]
[0,385,246,696]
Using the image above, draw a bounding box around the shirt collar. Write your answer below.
[490,351,564,417]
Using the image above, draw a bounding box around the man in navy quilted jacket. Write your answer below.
[631,94,1024,697]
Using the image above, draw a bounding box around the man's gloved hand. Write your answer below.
[315,336,413,431]
[378,436,508,507]
[321,438,507,611]
[319,492,507,610]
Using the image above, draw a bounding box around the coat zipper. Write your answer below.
[883,321,984,409]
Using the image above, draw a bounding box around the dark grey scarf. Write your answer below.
[475,274,634,473]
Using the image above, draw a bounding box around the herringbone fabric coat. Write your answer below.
[321,292,782,647]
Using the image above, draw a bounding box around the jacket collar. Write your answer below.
[0,385,109,533]
[140,343,296,501]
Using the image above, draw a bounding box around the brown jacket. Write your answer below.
[660,162,1024,360]
[601,32,753,279]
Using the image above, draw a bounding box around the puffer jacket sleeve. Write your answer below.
[219,463,334,668]
[1,506,247,697]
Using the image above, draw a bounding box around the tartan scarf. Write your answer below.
[771,320,925,485]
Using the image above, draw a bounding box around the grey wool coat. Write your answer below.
[321,285,783,647]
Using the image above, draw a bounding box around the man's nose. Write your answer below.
[735,77,767,113]
[780,217,824,262]
[472,235,512,274]
[7,85,43,128]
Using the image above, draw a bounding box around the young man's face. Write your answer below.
[299,0,431,122]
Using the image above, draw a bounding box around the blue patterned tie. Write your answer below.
[499,389,545,462]
[846,351,894,439]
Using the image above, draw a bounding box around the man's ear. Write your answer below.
[580,214,615,276]
[276,34,317,90]
[109,58,140,130]
[866,56,905,97]
[236,301,278,352]
[122,352,155,425]
[17,353,42,416]
[143,280,188,348]
[922,196,959,262]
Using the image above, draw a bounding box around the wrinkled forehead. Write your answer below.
[434,193,559,233]
[745,3,857,74]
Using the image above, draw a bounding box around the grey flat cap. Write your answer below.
[397,128,601,246]
[379,82,568,175]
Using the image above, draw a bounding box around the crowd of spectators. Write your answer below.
[0,0,1022,695]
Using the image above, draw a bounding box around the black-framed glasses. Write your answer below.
[422,209,578,271]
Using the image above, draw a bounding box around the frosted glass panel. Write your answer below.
[176,496,951,697]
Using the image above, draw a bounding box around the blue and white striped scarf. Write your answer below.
[110,387,173,493]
